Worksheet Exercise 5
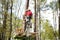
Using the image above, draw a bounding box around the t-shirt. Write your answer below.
[25,10,32,16]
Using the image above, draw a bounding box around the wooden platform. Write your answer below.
[14,32,37,39]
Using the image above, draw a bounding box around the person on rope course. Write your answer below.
[23,9,33,37]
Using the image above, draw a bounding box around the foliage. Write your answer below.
[49,1,59,10]
[41,19,58,40]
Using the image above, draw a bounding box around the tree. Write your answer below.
[9,0,13,40]
[49,1,59,40]
[59,0,60,39]
[0,0,14,40]
[2,0,8,40]
[41,19,58,40]
[36,0,46,40]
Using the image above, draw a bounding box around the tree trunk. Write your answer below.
[59,0,60,40]
[9,0,13,40]
[2,1,8,40]
[24,0,29,31]
[34,0,37,40]
[59,14,60,39]
[26,0,29,9]
[59,10,60,39]
[3,14,6,40]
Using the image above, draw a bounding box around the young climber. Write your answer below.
[23,9,33,31]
